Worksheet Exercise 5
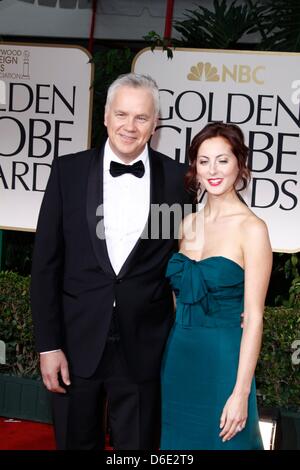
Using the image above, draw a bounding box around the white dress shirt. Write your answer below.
[103,140,150,275]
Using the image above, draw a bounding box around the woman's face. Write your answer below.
[196,136,240,196]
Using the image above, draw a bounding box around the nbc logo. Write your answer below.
[187,62,265,84]
[188,62,219,81]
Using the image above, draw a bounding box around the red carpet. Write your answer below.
[0,417,56,450]
[0,417,112,450]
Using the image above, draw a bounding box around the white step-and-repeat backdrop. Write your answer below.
[134,48,300,253]
[0,43,93,231]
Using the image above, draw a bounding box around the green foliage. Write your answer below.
[143,31,174,59]
[256,0,300,52]
[144,0,261,53]
[144,0,300,54]
[173,0,258,49]
[256,306,300,411]
[275,253,300,307]
[91,47,135,147]
[288,276,300,308]
[3,231,34,276]
[0,271,40,378]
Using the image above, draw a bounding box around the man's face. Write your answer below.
[104,86,158,163]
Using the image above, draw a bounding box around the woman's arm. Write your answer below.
[219,216,272,442]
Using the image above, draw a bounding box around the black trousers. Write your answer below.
[52,340,161,450]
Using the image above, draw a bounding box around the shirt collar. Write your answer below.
[104,139,149,172]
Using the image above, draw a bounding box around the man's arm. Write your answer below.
[31,157,69,392]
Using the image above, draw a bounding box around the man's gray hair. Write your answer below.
[105,73,160,116]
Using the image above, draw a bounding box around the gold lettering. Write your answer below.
[253,66,265,84]
[238,65,251,83]
[221,65,237,82]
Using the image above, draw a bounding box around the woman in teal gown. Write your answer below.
[160,123,272,450]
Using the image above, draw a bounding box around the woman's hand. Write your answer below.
[219,391,248,442]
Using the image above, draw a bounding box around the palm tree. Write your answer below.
[255,0,300,52]
[173,0,260,49]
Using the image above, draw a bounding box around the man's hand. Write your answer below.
[40,350,71,394]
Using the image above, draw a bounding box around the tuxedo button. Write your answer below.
[116,279,123,284]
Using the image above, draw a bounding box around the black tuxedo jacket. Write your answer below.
[31,145,191,381]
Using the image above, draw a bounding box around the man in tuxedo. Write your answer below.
[31,73,191,450]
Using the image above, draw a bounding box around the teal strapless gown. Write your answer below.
[160,253,263,450]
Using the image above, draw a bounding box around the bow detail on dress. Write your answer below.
[166,253,208,305]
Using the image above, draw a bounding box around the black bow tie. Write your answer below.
[109,160,145,178]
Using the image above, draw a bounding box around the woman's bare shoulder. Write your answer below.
[240,209,269,234]
[238,210,271,256]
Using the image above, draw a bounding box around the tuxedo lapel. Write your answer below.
[86,146,115,277]
[118,147,165,278]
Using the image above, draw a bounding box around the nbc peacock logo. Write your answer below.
[187,61,265,84]
[188,62,220,81]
